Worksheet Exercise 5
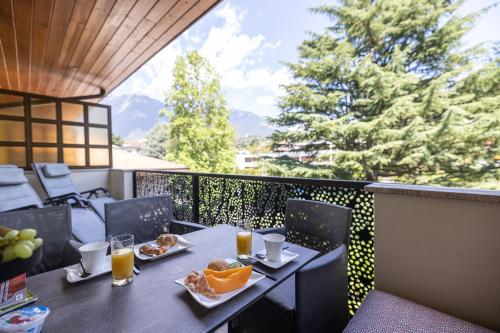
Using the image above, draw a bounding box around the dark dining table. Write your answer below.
[27,224,319,333]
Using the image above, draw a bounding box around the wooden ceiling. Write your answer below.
[0,0,220,99]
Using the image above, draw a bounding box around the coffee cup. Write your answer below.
[79,242,109,273]
[263,233,286,262]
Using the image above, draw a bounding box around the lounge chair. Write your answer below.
[32,163,116,221]
[0,206,82,275]
[0,165,43,211]
[0,164,105,244]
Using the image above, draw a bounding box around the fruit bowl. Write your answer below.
[0,247,42,282]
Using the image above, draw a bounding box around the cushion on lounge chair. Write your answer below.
[71,208,106,244]
[42,164,71,177]
[0,167,28,185]
[0,184,43,212]
[344,290,494,333]
[33,163,77,197]
[262,275,296,321]
[89,196,116,220]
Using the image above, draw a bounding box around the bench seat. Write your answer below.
[344,290,493,333]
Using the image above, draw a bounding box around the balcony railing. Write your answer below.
[133,170,374,314]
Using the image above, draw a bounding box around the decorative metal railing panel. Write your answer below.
[134,170,374,315]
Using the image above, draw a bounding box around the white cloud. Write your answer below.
[198,4,290,97]
[129,42,182,101]
[108,2,290,116]
[256,95,276,108]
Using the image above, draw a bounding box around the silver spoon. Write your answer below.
[79,259,91,278]
[255,246,289,259]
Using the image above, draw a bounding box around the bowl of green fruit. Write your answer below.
[0,227,43,281]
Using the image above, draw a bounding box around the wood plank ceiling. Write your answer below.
[0,0,220,98]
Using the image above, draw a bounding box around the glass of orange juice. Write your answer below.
[111,234,134,286]
[236,219,252,259]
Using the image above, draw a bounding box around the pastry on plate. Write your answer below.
[207,259,229,272]
[156,234,177,247]
[139,244,168,256]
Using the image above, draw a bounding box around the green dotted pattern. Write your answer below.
[135,171,374,315]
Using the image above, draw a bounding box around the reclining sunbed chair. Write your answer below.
[32,163,116,221]
[0,165,105,243]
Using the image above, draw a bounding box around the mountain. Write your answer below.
[103,94,275,139]
[229,109,275,138]
[103,94,165,140]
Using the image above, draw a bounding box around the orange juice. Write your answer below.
[112,248,134,281]
[237,231,252,258]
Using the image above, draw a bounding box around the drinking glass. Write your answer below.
[111,234,134,286]
[236,219,252,259]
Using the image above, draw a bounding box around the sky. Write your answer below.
[107,0,500,117]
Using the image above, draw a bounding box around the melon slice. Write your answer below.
[203,266,245,278]
[205,265,253,294]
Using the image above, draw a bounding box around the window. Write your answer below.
[0,90,112,169]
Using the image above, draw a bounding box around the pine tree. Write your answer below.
[163,51,236,173]
[142,123,168,159]
[112,133,124,146]
[269,0,499,188]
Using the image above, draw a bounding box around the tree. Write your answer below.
[163,51,236,173]
[142,123,168,159]
[112,133,124,146]
[269,0,499,188]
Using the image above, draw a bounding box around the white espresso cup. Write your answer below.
[263,233,286,262]
[79,242,109,273]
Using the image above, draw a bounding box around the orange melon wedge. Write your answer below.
[205,265,253,294]
[203,266,245,278]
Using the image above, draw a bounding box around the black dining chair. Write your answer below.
[233,199,352,333]
[0,206,82,276]
[104,195,206,244]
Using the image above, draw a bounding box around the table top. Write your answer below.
[28,224,319,333]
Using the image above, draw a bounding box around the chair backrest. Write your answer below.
[32,163,80,198]
[0,165,43,212]
[296,245,349,333]
[0,206,72,275]
[104,195,174,244]
[71,207,106,244]
[284,199,352,254]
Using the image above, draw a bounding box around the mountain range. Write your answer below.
[102,94,275,140]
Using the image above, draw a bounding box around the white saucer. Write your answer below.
[64,256,112,283]
[253,249,299,269]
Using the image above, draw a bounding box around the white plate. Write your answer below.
[253,249,299,269]
[64,256,111,283]
[134,235,194,261]
[174,259,265,309]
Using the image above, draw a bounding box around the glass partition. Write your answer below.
[90,148,110,166]
[32,147,58,163]
[31,98,56,119]
[32,123,57,143]
[63,125,85,144]
[61,102,84,122]
[63,148,86,166]
[0,146,26,166]
[88,106,108,125]
[0,93,24,117]
[0,120,25,141]
[0,89,111,169]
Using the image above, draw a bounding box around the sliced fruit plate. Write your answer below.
[174,258,265,309]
